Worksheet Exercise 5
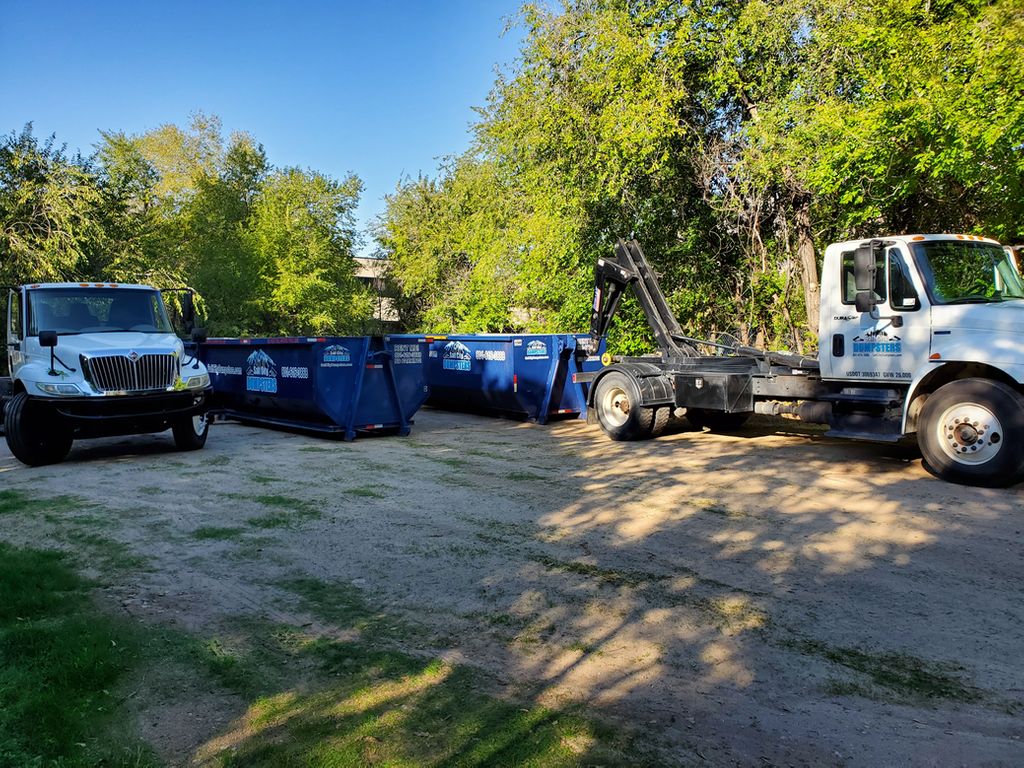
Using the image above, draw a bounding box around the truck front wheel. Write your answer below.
[172,413,209,451]
[4,392,73,466]
[918,378,1024,487]
[594,371,654,441]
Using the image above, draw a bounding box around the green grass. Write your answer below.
[0,542,157,767]
[193,526,247,541]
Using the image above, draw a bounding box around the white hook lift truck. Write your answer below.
[579,235,1024,487]
[1,282,212,466]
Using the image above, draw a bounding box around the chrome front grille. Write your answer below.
[85,354,179,393]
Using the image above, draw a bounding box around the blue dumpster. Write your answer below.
[199,336,429,440]
[423,334,605,424]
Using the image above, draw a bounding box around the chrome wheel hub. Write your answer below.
[601,386,631,428]
[936,402,1002,465]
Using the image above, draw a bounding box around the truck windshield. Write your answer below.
[27,289,173,335]
[912,241,1024,304]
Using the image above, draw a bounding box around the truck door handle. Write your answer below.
[832,334,845,357]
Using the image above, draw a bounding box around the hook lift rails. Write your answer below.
[575,237,1024,488]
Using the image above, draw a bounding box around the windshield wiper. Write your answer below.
[944,297,1001,305]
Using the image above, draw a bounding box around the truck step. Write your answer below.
[824,428,902,443]
[821,388,902,404]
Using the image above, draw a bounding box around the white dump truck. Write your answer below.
[580,234,1024,487]
[1,282,212,466]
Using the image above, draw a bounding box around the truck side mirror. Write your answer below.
[853,245,876,291]
[854,291,876,313]
[181,292,195,326]
[38,330,58,348]
[853,242,881,313]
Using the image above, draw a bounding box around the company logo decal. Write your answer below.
[246,349,278,393]
[442,341,472,372]
[322,344,352,368]
[127,350,140,363]
[525,340,549,360]
[852,329,902,356]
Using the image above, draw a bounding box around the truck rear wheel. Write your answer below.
[685,409,750,432]
[172,413,209,451]
[594,371,653,441]
[918,378,1024,487]
[4,392,73,466]
[649,406,671,437]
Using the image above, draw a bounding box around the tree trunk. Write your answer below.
[792,191,820,338]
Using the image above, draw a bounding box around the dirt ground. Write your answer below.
[1,408,1023,766]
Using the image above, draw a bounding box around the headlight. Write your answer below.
[36,382,82,396]
[186,373,210,389]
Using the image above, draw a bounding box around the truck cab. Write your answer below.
[820,235,1024,388]
[2,282,212,466]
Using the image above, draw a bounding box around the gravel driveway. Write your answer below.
[1,408,1022,766]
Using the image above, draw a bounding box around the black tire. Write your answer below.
[685,408,751,432]
[917,378,1024,488]
[4,392,73,466]
[649,406,671,438]
[172,412,210,451]
[594,371,653,441]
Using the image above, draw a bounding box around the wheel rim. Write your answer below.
[935,401,1002,465]
[600,385,632,428]
[192,414,208,435]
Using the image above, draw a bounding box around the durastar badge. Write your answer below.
[128,351,140,362]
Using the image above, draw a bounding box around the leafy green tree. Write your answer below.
[248,167,371,335]
[0,125,104,284]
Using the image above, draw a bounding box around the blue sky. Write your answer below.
[0,0,525,252]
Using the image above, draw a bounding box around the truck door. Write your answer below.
[822,244,930,383]
[4,289,22,377]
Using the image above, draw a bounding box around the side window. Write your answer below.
[888,249,920,311]
[841,249,887,305]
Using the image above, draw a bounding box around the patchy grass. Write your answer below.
[193,526,247,541]
[199,643,645,767]
[345,486,387,499]
[506,470,544,482]
[190,588,650,767]
[298,445,334,454]
[276,577,420,645]
[531,554,670,588]
[244,495,320,529]
[0,488,85,516]
[138,486,164,496]
[787,638,983,702]
[248,474,280,485]
[0,542,157,767]
[458,448,505,460]
[58,529,149,572]
[432,455,470,468]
